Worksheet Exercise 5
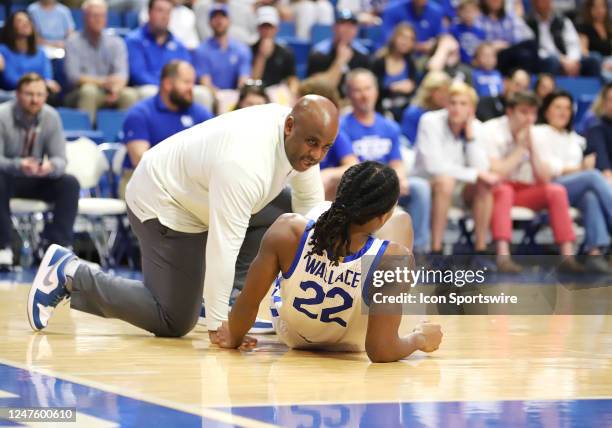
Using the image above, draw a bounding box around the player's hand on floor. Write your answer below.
[413,320,442,353]
[209,322,258,350]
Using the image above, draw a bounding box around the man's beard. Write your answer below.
[169,89,193,110]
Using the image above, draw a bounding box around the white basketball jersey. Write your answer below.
[270,219,389,352]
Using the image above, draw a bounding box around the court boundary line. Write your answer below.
[0,358,278,428]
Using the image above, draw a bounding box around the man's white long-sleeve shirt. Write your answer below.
[125,103,324,330]
[413,109,490,183]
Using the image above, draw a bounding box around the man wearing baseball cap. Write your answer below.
[306,9,371,94]
[192,4,252,91]
[251,6,298,94]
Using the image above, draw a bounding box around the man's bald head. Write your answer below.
[284,95,339,172]
[291,95,339,130]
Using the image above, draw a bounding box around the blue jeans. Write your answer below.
[399,176,431,253]
[555,170,612,251]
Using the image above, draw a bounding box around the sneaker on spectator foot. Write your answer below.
[558,257,585,274]
[27,244,76,331]
[496,256,523,273]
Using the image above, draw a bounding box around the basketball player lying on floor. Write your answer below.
[211,162,443,362]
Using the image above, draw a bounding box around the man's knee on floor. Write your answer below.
[155,310,199,338]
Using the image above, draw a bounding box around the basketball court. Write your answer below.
[1,268,611,427]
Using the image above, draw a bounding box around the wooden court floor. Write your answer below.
[0,278,611,427]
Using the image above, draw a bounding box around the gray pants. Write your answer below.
[70,190,292,337]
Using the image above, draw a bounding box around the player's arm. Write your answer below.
[365,243,442,363]
[215,215,302,348]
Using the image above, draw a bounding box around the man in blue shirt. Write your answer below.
[193,4,252,91]
[382,0,445,55]
[27,0,75,48]
[125,0,191,99]
[120,60,213,197]
[341,68,431,253]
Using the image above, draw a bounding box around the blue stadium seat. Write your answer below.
[360,25,385,50]
[123,10,139,29]
[107,10,122,28]
[58,108,104,143]
[97,109,126,142]
[310,24,332,45]
[285,38,311,79]
[555,77,602,100]
[58,107,91,130]
[278,21,295,39]
[70,8,84,31]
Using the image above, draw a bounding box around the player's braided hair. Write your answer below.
[308,161,399,265]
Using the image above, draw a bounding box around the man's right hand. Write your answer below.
[0,53,5,71]
[258,37,275,59]
[477,170,500,186]
[413,320,442,353]
[20,158,40,176]
[336,43,354,66]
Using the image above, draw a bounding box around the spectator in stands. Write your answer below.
[234,81,270,109]
[125,0,190,98]
[288,0,335,41]
[307,10,370,94]
[251,6,298,95]
[298,77,359,200]
[585,83,612,182]
[382,0,459,72]
[527,0,600,76]
[414,82,496,256]
[336,0,385,26]
[193,4,252,92]
[476,67,530,121]
[533,90,611,272]
[477,0,538,74]
[400,71,451,146]
[471,42,503,97]
[120,60,213,196]
[534,73,556,101]
[27,0,76,49]
[140,0,200,50]
[195,0,258,45]
[0,73,79,267]
[429,37,473,85]
[372,23,417,121]
[64,0,139,123]
[341,69,431,253]
[450,0,486,65]
[0,11,61,102]
[484,91,582,272]
[576,0,612,81]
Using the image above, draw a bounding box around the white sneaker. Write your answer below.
[27,244,76,331]
[0,247,13,266]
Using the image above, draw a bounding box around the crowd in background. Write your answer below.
[0,0,611,273]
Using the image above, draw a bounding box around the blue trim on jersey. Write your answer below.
[361,240,390,306]
[270,308,279,317]
[282,220,315,280]
[342,236,375,262]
